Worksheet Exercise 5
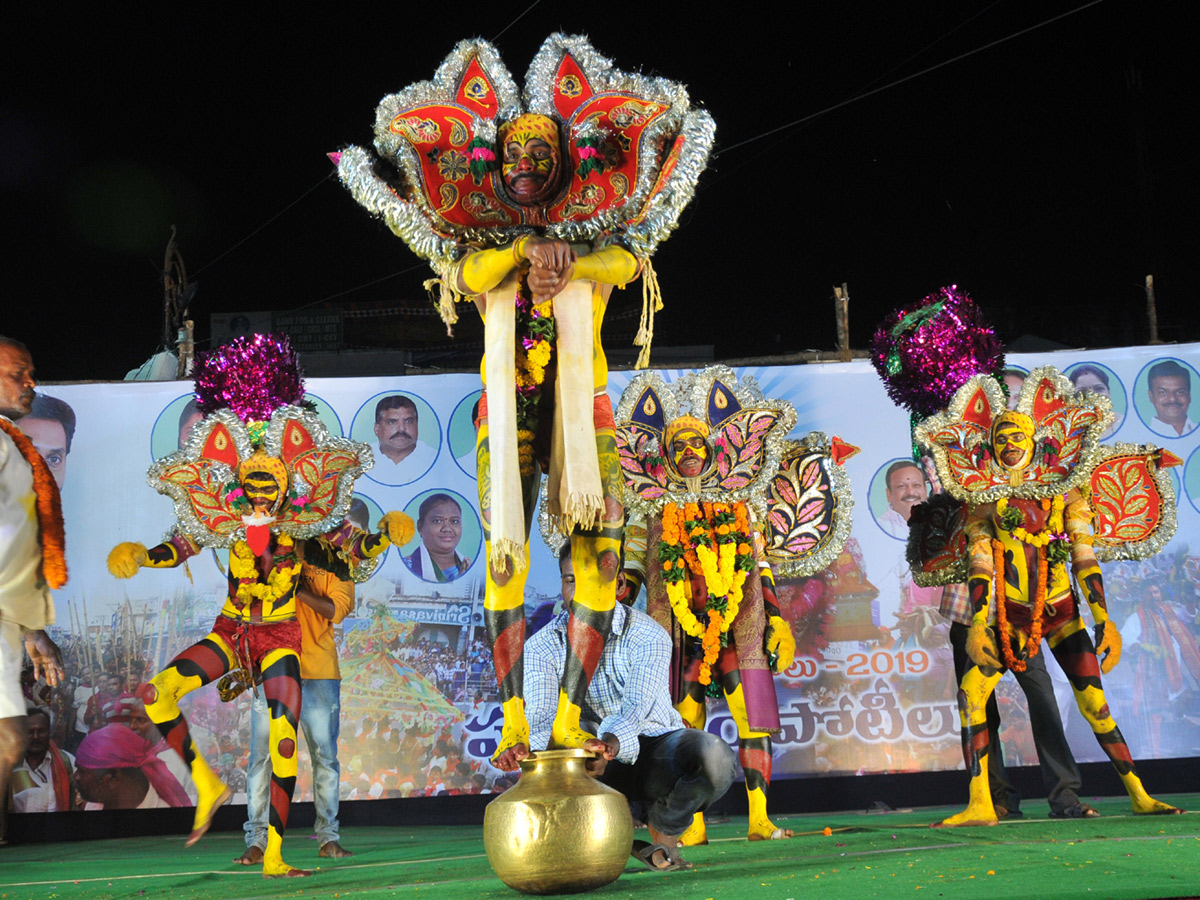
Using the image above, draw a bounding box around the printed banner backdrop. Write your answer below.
[19,342,1200,813]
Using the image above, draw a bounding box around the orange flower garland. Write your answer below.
[659,500,754,685]
[992,538,1045,672]
[0,418,67,589]
[991,495,1068,672]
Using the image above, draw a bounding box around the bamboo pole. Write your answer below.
[833,283,851,363]
[1146,275,1160,344]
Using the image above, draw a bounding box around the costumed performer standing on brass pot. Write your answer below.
[336,34,714,765]
[106,335,413,877]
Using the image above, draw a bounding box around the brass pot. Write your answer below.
[484,749,633,894]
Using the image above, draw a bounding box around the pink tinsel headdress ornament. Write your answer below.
[870,285,1005,419]
[192,333,305,432]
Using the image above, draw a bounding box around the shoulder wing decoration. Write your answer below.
[763,433,857,578]
[1089,445,1180,562]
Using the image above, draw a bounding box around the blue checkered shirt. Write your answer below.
[939,582,973,626]
[524,602,684,765]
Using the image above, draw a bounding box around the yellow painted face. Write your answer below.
[992,419,1034,471]
[671,429,708,477]
[241,471,283,514]
[500,114,561,205]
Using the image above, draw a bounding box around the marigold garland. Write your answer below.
[991,495,1064,672]
[228,533,300,609]
[514,280,555,476]
[0,418,67,589]
[659,500,754,684]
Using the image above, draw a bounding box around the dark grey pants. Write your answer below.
[599,729,738,835]
[949,621,1083,814]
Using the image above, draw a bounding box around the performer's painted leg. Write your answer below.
[141,634,234,844]
[552,431,623,749]
[724,674,792,840]
[484,541,530,761]
[675,681,709,846]
[259,648,311,878]
[1048,620,1182,815]
[934,662,1004,827]
[477,416,536,762]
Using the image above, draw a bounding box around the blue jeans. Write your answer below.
[245,678,342,849]
[598,729,738,835]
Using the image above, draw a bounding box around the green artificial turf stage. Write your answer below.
[3,795,1198,900]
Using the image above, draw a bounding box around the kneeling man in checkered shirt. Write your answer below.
[493,548,737,871]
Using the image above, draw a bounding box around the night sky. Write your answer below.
[4,2,1196,382]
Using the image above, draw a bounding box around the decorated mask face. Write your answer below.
[237,449,288,517]
[241,469,283,514]
[992,413,1035,472]
[500,114,562,205]
[670,429,709,477]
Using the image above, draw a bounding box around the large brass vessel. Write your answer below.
[483,749,634,894]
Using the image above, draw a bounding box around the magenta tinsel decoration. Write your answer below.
[192,333,305,422]
[870,286,1004,417]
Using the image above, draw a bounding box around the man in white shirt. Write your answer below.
[8,707,76,812]
[373,395,436,480]
[879,460,928,539]
[1,335,66,845]
[1147,360,1196,437]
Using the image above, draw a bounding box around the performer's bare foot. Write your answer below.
[186,785,232,847]
[233,846,264,865]
[550,693,595,750]
[1133,798,1184,815]
[931,808,999,828]
[491,697,531,768]
[1125,775,1185,815]
[679,812,708,846]
[262,862,314,879]
[748,818,794,840]
[318,840,354,858]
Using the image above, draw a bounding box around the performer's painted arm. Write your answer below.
[620,514,648,604]
[455,241,525,295]
[570,245,639,286]
[1065,490,1121,672]
[754,527,795,673]
[107,531,199,578]
[456,237,583,297]
[964,504,1001,668]
[322,511,415,565]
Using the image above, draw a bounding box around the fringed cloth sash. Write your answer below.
[0,417,67,588]
[483,277,604,574]
[546,281,603,536]
[483,275,525,574]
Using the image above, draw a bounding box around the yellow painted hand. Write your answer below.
[966,618,1001,669]
[765,616,796,673]
[1093,620,1122,673]
[107,542,148,579]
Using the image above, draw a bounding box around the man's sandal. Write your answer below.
[631,840,691,871]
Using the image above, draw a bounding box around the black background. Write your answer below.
[3,2,1196,380]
